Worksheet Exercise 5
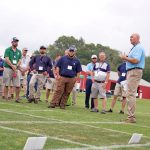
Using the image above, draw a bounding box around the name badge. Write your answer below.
[39,66,43,70]
[13,60,17,64]
[122,73,126,77]
[67,65,72,70]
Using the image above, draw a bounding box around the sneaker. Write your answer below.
[106,109,113,112]
[120,118,136,123]
[91,108,99,112]
[15,99,20,103]
[101,110,106,114]
[119,110,124,114]
[28,98,35,103]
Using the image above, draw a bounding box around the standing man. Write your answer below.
[3,37,22,102]
[28,46,52,104]
[120,33,145,123]
[107,62,127,114]
[19,48,30,97]
[48,45,82,109]
[85,54,97,109]
[91,52,110,114]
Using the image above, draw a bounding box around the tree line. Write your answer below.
[34,35,150,82]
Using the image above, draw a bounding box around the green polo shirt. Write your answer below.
[4,47,22,68]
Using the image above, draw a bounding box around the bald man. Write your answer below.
[120,33,145,123]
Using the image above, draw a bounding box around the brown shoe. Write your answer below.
[121,118,136,123]
[48,105,55,108]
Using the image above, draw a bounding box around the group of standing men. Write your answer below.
[1,33,145,123]
[84,33,145,123]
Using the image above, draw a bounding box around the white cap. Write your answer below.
[91,55,97,59]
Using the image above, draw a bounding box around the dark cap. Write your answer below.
[69,45,77,51]
[11,37,19,42]
[40,45,46,49]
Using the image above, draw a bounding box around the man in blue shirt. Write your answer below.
[107,62,127,114]
[85,54,97,109]
[48,45,82,109]
[28,46,52,104]
[120,33,145,123]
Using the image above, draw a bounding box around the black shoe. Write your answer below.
[106,109,113,113]
[48,105,55,108]
[28,98,35,103]
[119,110,124,114]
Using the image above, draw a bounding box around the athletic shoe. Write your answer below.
[91,108,99,112]
[106,109,113,112]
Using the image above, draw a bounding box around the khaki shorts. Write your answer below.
[114,82,127,97]
[3,67,20,87]
[91,82,106,99]
[45,78,56,90]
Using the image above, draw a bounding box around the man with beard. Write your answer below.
[28,46,52,104]
[3,37,22,102]
[48,45,82,109]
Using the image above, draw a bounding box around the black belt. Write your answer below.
[127,67,143,72]
[61,75,75,78]
[95,80,105,83]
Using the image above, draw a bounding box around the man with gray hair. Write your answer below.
[120,33,145,123]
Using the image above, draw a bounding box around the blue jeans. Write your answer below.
[85,79,94,109]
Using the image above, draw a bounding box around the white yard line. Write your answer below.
[0,125,97,148]
[0,121,125,124]
[51,143,150,150]
[0,109,150,139]
[0,109,64,122]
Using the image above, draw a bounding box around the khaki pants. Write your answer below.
[50,76,76,107]
[126,69,143,119]
[29,73,46,99]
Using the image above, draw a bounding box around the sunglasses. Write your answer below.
[92,58,97,59]
[69,50,75,52]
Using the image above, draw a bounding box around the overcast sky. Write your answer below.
[0,0,150,56]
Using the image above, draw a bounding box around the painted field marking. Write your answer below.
[0,125,98,148]
[0,109,150,139]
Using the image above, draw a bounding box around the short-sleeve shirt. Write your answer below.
[126,43,145,70]
[86,62,95,79]
[20,55,30,69]
[56,56,82,78]
[117,62,127,83]
[4,47,22,68]
[93,61,110,81]
[29,55,52,73]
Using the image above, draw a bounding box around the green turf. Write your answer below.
[0,92,150,150]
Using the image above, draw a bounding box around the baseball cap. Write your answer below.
[69,45,77,51]
[91,55,97,59]
[40,46,46,49]
[22,48,28,51]
[12,37,19,42]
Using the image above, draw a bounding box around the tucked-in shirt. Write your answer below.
[86,62,95,79]
[29,55,52,72]
[126,43,145,70]
[4,47,22,68]
[93,61,110,81]
[57,56,82,78]
[117,62,127,83]
[0,59,4,76]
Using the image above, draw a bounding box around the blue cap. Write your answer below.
[69,45,77,51]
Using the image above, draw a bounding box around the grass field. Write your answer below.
[0,91,150,150]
